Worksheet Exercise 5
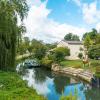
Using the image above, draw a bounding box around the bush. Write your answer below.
[41,57,53,68]
[78,53,83,59]
[52,47,70,62]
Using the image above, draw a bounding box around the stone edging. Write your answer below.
[51,64,93,83]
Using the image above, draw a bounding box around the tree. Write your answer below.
[83,29,100,60]
[17,25,26,47]
[33,44,47,60]
[88,44,100,59]
[46,43,57,50]
[0,0,28,70]
[95,34,100,44]
[64,33,80,41]
[84,35,93,50]
[31,40,47,60]
[82,28,98,44]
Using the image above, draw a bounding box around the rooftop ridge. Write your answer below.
[61,40,83,44]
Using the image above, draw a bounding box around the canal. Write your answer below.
[18,67,100,100]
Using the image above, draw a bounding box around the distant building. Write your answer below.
[57,40,84,60]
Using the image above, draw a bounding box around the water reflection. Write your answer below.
[23,69,53,96]
[84,87,100,100]
[21,68,100,100]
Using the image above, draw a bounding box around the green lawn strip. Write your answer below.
[60,60,100,72]
[60,60,82,68]
[0,71,46,100]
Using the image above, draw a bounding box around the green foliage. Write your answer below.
[0,71,46,100]
[78,53,83,59]
[82,28,97,41]
[79,47,84,51]
[64,33,80,41]
[33,42,47,60]
[17,39,48,60]
[83,29,100,60]
[60,95,77,100]
[31,39,47,58]
[52,47,70,62]
[17,37,31,55]
[46,43,57,50]
[95,34,100,44]
[83,28,100,45]
[0,0,28,71]
[90,60,100,67]
[60,89,78,100]
[95,67,100,78]
[88,44,100,59]
[84,35,93,50]
[41,57,53,68]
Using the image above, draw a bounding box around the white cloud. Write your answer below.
[96,23,100,32]
[82,2,100,24]
[67,0,81,7]
[26,0,41,6]
[24,0,88,43]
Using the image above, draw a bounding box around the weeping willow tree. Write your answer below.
[0,0,28,71]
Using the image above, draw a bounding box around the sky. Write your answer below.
[22,0,100,43]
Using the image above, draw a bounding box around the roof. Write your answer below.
[61,40,83,44]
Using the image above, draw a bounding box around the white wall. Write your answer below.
[67,44,84,60]
[57,41,84,60]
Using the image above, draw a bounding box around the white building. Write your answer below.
[57,40,84,60]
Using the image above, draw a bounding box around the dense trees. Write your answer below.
[64,33,80,41]
[0,0,28,70]
[82,29,97,41]
[88,44,100,59]
[83,29,100,59]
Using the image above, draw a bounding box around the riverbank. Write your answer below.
[52,64,93,83]
[0,71,46,100]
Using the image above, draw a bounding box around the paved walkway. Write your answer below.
[16,53,33,60]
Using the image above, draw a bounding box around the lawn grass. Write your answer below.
[0,71,46,100]
[60,60,82,68]
[60,59,100,73]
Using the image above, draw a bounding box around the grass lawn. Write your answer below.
[0,71,46,100]
[60,60,82,68]
[60,59,100,73]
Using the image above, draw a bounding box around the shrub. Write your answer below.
[78,53,83,59]
[41,57,53,68]
[52,47,70,62]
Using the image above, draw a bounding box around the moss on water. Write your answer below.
[0,71,46,100]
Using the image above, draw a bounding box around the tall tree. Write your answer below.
[64,33,80,41]
[82,28,98,43]
[83,28,100,59]
[0,0,28,71]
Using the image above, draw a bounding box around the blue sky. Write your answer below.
[47,0,99,27]
[24,0,100,43]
